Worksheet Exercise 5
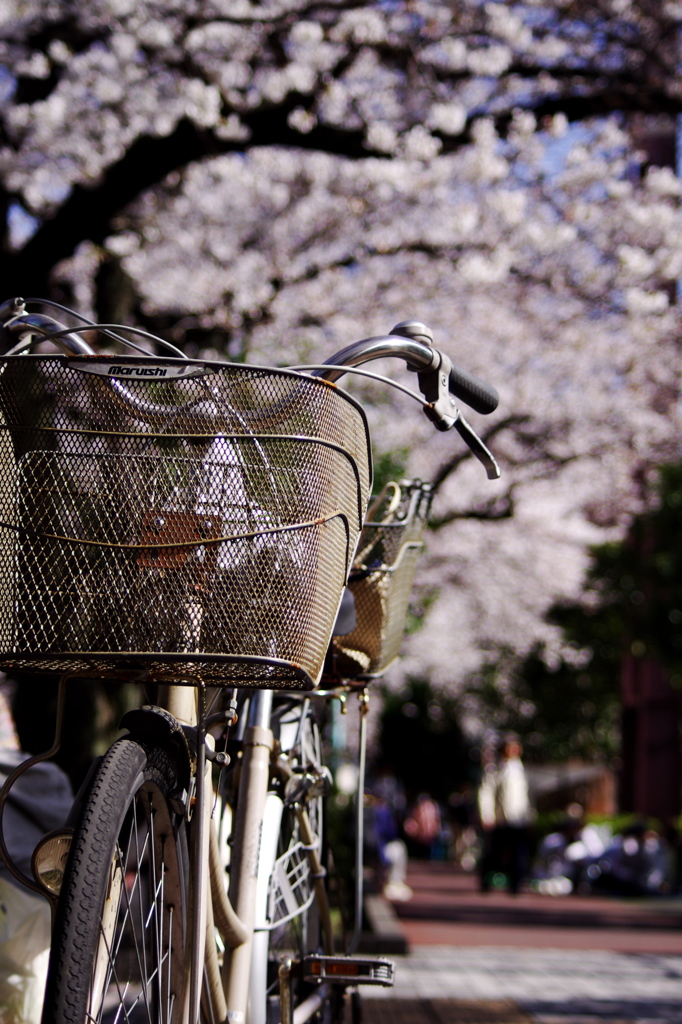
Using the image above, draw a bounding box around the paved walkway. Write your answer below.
[393,862,682,954]
[360,862,682,1023]
[362,946,682,1022]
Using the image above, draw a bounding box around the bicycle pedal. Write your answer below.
[303,954,394,987]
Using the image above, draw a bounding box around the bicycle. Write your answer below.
[0,296,499,1024]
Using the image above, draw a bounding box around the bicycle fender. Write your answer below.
[119,705,192,790]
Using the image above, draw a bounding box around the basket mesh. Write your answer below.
[0,356,371,687]
[331,482,431,679]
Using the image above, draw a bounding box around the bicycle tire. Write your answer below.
[42,737,189,1024]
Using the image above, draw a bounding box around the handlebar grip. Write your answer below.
[448,363,499,415]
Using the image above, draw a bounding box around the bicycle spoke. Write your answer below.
[103,819,139,976]
[93,921,134,1024]
[95,872,148,1022]
[93,861,125,1017]
[145,869,164,930]
[145,800,170,1023]
[167,905,174,1024]
[98,793,163,1024]
[158,835,167,1021]
[132,798,151,1007]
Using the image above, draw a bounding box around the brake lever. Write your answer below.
[454,414,501,480]
[418,354,500,480]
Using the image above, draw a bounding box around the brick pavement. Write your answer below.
[359,862,682,1024]
[363,996,532,1024]
[393,862,682,954]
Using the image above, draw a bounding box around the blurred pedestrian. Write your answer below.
[449,785,480,871]
[404,792,441,859]
[589,820,673,896]
[477,733,531,893]
[532,803,608,895]
[364,772,412,901]
[375,797,412,902]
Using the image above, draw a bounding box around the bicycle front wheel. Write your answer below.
[42,737,189,1024]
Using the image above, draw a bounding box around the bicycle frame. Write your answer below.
[126,678,341,1024]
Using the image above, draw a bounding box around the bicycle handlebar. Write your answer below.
[0,306,95,357]
[0,299,501,477]
[312,320,500,477]
[314,320,499,416]
[0,301,498,416]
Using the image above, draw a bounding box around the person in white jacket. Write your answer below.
[477,733,531,893]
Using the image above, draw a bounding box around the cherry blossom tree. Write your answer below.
[1,0,681,708]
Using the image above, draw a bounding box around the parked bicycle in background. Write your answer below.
[0,297,499,1024]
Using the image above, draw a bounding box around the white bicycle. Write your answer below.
[0,296,499,1024]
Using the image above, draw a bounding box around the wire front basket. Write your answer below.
[331,480,432,680]
[0,355,372,688]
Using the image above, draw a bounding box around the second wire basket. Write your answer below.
[331,479,432,680]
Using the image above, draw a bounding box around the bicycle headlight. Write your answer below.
[32,830,73,896]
